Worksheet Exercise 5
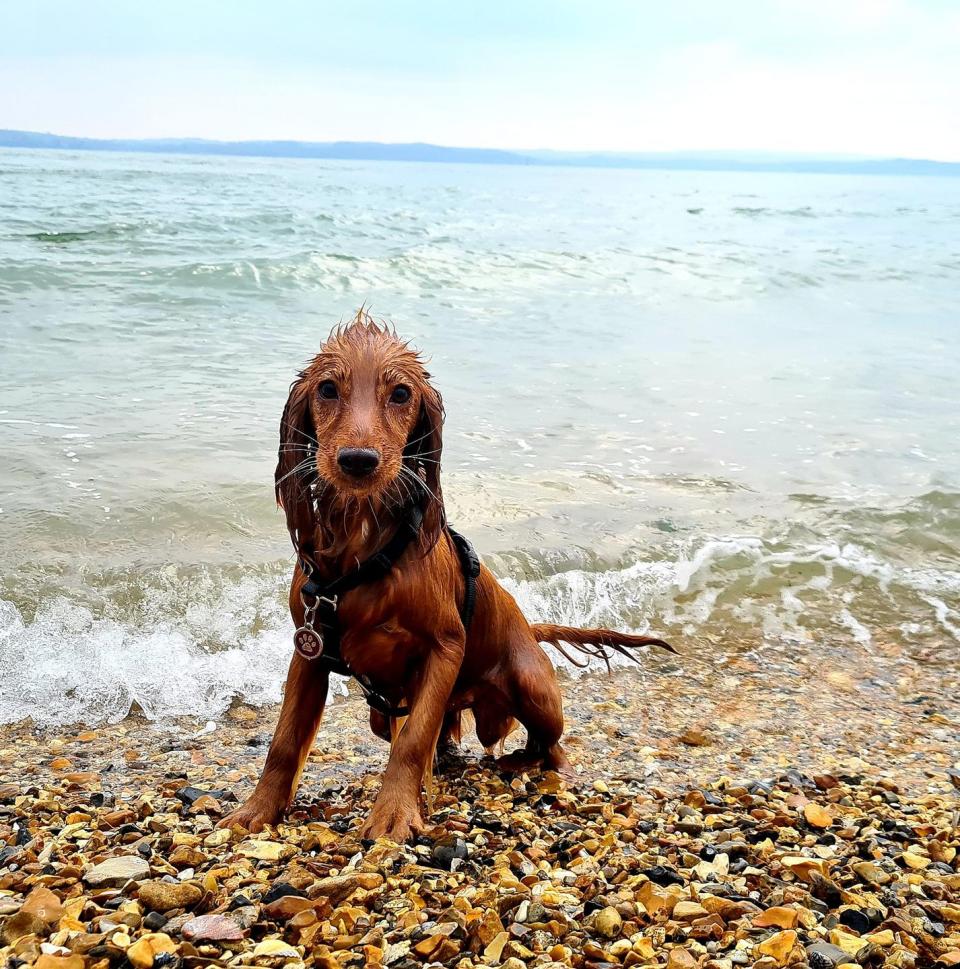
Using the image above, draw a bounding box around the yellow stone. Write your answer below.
[782,855,830,881]
[866,930,895,947]
[666,948,697,969]
[638,882,668,915]
[753,906,799,929]
[634,938,656,959]
[35,957,85,969]
[829,929,865,957]
[21,886,64,925]
[757,929,798,966]
[483,931,510,963]
[594,906,622,938]
[238,840,288,861]
[252,939,301,958]
[61,897,86,922]
[127,933,177,969]
[826,670,853,690]
[931,843,956,864]
[304,825,339,850]
[673,900,709,920]
[473,907,504,946]
[804,803,834,829]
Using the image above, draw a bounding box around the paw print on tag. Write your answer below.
[293,627,324,660]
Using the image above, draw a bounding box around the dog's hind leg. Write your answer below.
[472,691,516,754]
[497,636,570,776]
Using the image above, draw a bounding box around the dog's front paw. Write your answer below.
[360,797,425,843]
[217,795,284,833]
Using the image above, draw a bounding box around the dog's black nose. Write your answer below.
[337,447,380,477]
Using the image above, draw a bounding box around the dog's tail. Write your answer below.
[529,623,676,671]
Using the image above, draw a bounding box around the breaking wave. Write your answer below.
[2,533,956,728]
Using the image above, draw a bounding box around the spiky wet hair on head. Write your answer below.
[320,306,417,368]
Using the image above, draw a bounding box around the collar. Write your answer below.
[298,501,425,604]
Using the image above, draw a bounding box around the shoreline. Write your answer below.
[2,646,958,967]
[5,633,959,798]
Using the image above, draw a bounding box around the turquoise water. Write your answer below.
[1,148,958,725]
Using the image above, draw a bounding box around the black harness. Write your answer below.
[294,504,480,718]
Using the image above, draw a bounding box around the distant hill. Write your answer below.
[1,129,957,177]
[0,130,533,166]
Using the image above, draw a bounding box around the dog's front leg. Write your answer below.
[361,637,463,842]
[219,654,329,832]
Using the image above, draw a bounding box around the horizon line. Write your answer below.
[2,128,958,177]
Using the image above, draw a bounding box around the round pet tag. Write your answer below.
[293,625,324,660]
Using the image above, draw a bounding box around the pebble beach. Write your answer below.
[2,637,958,969]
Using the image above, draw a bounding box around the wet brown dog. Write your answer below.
[221,310,672,841]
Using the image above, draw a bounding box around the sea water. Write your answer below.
[1,148,958,725]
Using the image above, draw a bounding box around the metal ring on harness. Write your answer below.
[299,589,338,612]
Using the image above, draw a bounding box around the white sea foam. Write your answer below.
[1,534,957,727]
[0,583,288,728]
[508,535,960,672]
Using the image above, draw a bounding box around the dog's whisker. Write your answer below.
[275,457,317,488]
[403,427,439,450]
[276,460,314,483]
[366,497,382,542]
[395,472,415,508]
[280,419,319,446]
[400,465,440,507]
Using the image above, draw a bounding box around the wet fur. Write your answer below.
[221,309,672,842]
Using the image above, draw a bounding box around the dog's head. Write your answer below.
[276,309,444,561]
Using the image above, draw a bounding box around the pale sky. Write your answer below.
[2,0,959,160]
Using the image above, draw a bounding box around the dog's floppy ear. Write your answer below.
[409,381,445,551]
[275,372,318,566]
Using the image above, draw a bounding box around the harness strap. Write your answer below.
[297,508,480,720]
[449,526,481,630]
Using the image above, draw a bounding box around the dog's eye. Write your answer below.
[318,381,338,401]
[390,385,411,404]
